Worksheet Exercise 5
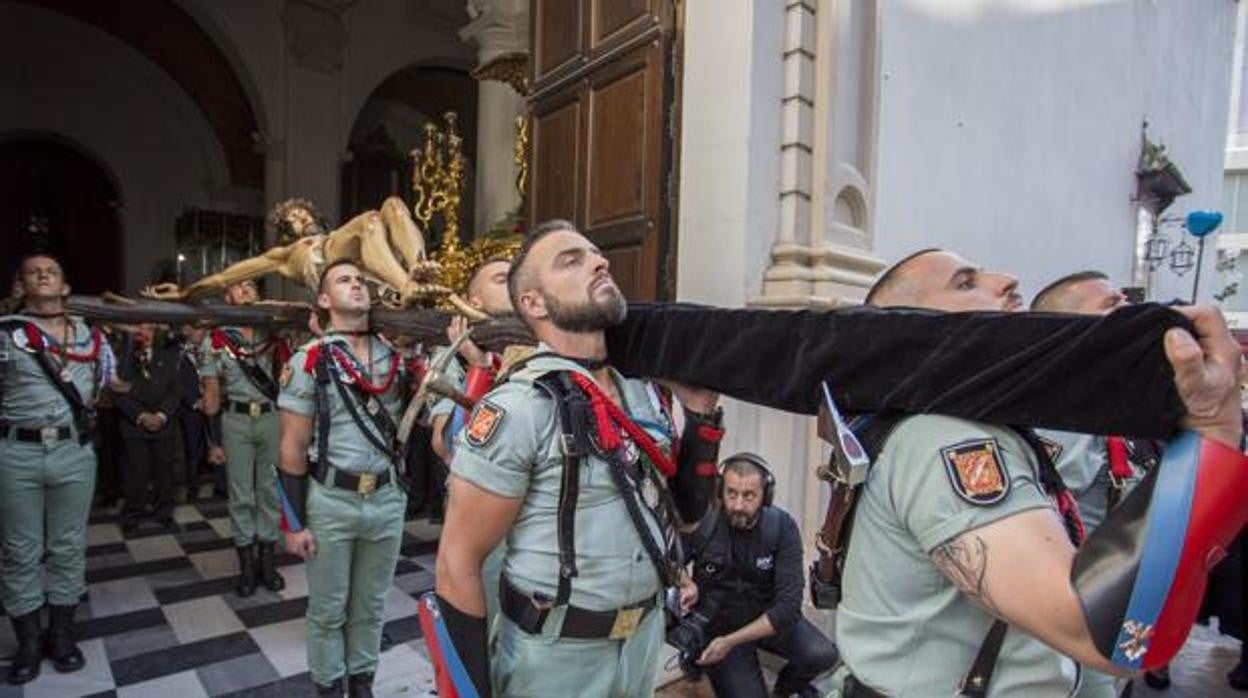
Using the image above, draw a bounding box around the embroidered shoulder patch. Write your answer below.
[1036,435,1064,463]
[940,438,1009,505]
[466,400,505,447]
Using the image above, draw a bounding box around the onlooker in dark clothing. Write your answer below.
[685,454,838,698]
[175,325,212,501]
[113,325,181,532]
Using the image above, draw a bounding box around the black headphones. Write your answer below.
[718,452,776,508]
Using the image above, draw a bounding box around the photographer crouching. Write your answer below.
[675,453,838,697]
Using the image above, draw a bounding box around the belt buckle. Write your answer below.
[248,402,261,418]
[40,427,59,447]
[608,606,643,640]
[357,472,377,496]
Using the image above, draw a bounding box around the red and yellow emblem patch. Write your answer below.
[940,438,1009,505]
[466,400,505,447]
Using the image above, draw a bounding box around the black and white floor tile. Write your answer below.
[0,496,440,697]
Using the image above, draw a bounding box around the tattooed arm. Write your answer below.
[929,509,1128,676]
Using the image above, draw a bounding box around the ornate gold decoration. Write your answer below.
[514,115,530,213]
[411,111,467,254]
[471,52,530,96]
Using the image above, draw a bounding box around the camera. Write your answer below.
[665,605,714,681]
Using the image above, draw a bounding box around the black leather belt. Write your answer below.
[0,424,86,446]
[310,461,391,495]
[227,400,274,417]
[842,675,887,698]
[500,575,654,640]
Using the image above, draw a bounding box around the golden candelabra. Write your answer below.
[410,111,467,255]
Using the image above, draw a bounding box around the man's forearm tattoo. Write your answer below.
[931,534,999,615]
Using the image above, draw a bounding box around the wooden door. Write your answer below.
[528,0,681,301]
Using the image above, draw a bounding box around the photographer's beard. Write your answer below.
[541,283,627,333]
[727,508,761,530]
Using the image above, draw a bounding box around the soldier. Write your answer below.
[0,254,116,684]
[432,220,724,697]
[829,249,1244,696]
[277,259,410,697]
[429,256,514,464]
[200,279,287,597]
[1030,271,1156,697]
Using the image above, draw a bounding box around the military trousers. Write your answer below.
[492,594,665,697]
[0,436,96,616]
[304,476,406,685]
[222,410,280,546]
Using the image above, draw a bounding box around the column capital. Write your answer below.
[459,0,528,64]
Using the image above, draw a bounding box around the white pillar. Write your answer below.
[460,0,529,234]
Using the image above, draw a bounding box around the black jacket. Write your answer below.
[689,506,804,636]
[114,337,181,440]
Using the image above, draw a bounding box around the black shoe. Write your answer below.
[44,603,85,673]
[121,518,140,535]
[7,610,42,684]
[1144,666,1171,689]
[316,677,344,696]
[347,672,374,697]
[235,544,258,598]
[1230,657,1248,691]
[256,541,286,592]
[157,516,178,532]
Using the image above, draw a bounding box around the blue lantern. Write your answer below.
[1185,210,1223,238]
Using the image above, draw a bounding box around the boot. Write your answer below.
[7,610,42,684]
[44,603,85,672]
[235,544,257,598]
[1144,665,1171,689]
[347,672,374,698]
[256,541,286,592]
[315,677,344,696]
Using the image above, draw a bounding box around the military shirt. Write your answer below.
[837,415,1080,697]
[451,350,674,612]
[200,327,279,403]
[0,315,100,428]
[1036,430,1140,532]
[428,345,468,420]
[279,333,405,475]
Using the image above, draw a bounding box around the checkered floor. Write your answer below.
[0,495,441,697]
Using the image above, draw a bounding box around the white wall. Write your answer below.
[873,0,1237,303]
[0,3,228,293]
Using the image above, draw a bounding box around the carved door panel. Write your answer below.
[529,0,679,301]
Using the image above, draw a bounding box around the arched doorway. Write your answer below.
[341,65,478,247]
[0,135,123,294]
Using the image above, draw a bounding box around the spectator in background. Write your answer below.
[175,325,213,501]
[114,324,181,533]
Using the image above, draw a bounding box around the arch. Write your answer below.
[171,0,277,143]
[833,185,868,230]
[341,64,480,227]
[12,0,264,187]
[0,134,124,294]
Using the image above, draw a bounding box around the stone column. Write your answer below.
[460,0,528,234]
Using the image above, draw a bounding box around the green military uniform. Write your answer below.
[1036,430,1142,533]
[451,350,674,697]
[1035,430,1142,698]
[429,345,509,631]
[0,315,101,616]
[835,415,1081,697]
[280,333,408,686]
[201,328,282,547]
